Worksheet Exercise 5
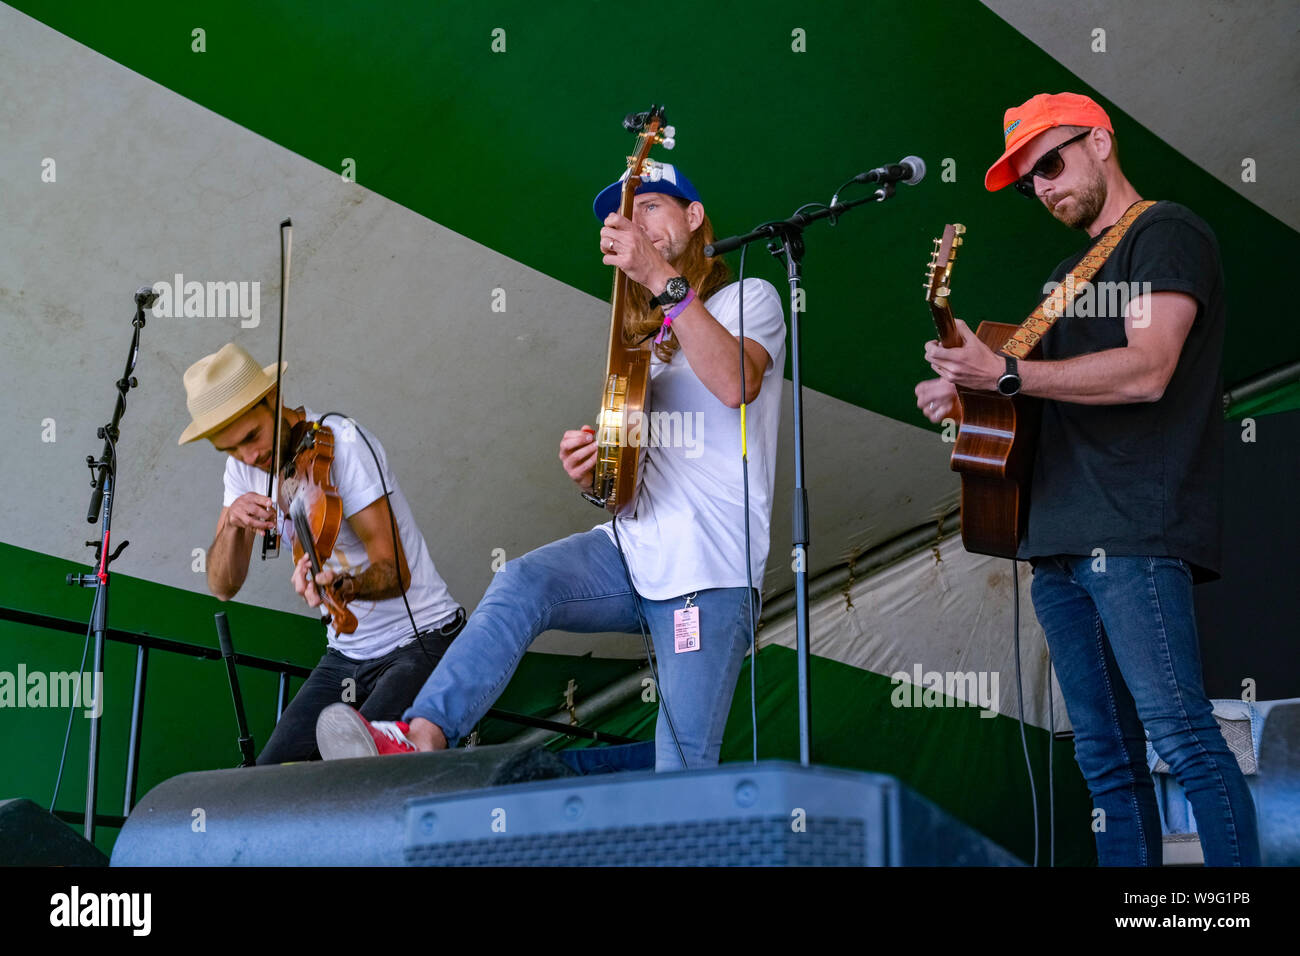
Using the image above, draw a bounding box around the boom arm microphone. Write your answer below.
[855,156,926,186]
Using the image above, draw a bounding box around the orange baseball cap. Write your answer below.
[984,92,1114,191]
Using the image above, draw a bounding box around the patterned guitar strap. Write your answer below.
[1000,199,1157,359]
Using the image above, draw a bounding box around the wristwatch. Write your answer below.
[996,354,1022,396]
[649,276,689,308]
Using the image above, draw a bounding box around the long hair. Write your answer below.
[622,198,732,363]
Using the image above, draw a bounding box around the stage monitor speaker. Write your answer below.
[403,761,1022,866]
[0,798,109,866]
[1259,702,1300,866]
[112,743,574,866]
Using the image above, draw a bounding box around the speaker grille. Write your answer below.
[405,815,865,866]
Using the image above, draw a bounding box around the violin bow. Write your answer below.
[260,217,292,560]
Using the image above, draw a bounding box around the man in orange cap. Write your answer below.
[179,342,465,764]
[915,93,1259,866]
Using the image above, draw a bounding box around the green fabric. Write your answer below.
[9,0,1298,426]
[1225,378,1300,420]
[0,541,636,855]
[0,541,323,854]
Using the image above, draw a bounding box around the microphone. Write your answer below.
[855,156,926,186]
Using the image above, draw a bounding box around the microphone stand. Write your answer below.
[66,286,154,841]
[214,613,257,767]
[706,186,902,767]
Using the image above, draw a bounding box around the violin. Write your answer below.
[260,218,357,634]
[279,413,357,634]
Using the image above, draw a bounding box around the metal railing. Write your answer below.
[1,604,641,834]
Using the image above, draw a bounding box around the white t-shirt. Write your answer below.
[599,278,787,600]
[223,407,459,659]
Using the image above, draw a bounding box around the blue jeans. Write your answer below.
[403,528,755,771]
[1030,555,1260,866]
[256,619,462,765]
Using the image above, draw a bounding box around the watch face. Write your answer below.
[997,374,1021,396]
[664,276,689,302]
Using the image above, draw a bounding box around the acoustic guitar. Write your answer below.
[582,105,675,516]
[925,224,1041,559]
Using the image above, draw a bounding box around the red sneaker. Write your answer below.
[316,702,418,759]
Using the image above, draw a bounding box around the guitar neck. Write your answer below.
[928,294,963,350]
[925,222,968,351]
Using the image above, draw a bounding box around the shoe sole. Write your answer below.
[316,703,380,760]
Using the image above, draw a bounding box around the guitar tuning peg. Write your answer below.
[932,238,941,246]
[954,223,966,234]
[661,137,675,150]
[953,237,963,247]
[662,125,676,138]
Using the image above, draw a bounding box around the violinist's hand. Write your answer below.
[560,426,599,491]
[226,492,277,531]
[292,553,336,608]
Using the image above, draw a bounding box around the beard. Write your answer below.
[658,233,689,264]
[1048,169,1107,230]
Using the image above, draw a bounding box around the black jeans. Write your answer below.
[255,609,466,765]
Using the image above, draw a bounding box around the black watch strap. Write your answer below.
[649,276,689,308]
[997,354,1021,396]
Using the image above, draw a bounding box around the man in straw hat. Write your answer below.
[179,342,465,764]
[915,92,1258,865]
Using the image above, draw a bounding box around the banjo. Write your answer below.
[582,105,676,516]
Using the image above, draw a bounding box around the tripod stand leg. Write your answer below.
[215,613,258,768]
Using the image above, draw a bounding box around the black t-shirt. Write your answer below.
[1019,201,1226,581]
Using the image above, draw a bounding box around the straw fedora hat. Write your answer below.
[179,342,286,444]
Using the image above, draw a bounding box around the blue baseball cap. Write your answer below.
[593,161,702,221]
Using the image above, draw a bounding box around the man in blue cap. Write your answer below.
[317,163,788,770]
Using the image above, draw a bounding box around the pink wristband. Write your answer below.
[654,288,696,344]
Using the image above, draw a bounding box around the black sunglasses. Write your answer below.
[1013,130,1092,197]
